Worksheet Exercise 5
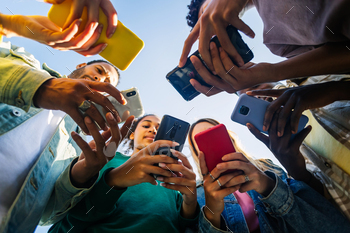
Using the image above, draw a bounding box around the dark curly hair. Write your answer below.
[186,0,205,28]
[122,114,157,153]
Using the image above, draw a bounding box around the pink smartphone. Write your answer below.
[194,124,236,173]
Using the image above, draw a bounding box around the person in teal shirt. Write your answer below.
[49,114,200,233]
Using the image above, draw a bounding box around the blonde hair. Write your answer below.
[188,118,280,180]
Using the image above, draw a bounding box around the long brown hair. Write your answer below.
[188,118,280,180]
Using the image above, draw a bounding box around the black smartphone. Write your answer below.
[153,115,190,159]
[167,25,254,101]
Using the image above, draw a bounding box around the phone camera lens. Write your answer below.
[239,105,250,115]
[126,91,136,97]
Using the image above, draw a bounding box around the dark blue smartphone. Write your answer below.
[167,25,254,101]
[231,94,309,135]
[152,115,190,178]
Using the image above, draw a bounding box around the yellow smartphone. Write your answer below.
[48,0,144,71]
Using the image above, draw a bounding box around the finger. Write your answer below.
[74,24,103,52]
[160,163,195,180]
[198,22,215,71]
[224,174,250,188]
[71,131,94,157]
[291,125,312,148]
[216,160,251,174]
[221,152,249,163]
[216,26,244,66]
[215,186,241,199]
[62,0,85,29]
[208,42,237,93]
[209,169,243,188]
[170,149,192,170]
[119,116,135,139]
[84,102,107,131]
[84,116,106,154]
[217,48,240,88]
[144,165,173,178]
[69,109,89,134]
[277,95,297,137]
[86,0,100,27]
[100,0,118,38]
[268,111,280,142]
[143,140,180,156]
[160,183,195,196]
[189,79,222,96]
[101,129,112,141]
[106,111,121,138]
[156,176,195,187]
[179,22,200,67]
[198,151,209,176]
[46,19,81,46]
[86,81,126,105]
[76,43,107,57]
[263,94,290,132]
[86,91,122,122]
[246,89,286,98]
[246,123,269,146]
[290,104,305,134]
[232,18,255,39]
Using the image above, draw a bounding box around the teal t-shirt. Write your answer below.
[49,152,199,233]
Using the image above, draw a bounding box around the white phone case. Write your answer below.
[95,87,144,123]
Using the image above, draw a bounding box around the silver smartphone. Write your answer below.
[95,87,144,123]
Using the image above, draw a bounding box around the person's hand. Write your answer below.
[70,114,134,188]
[198,151,242,228]
[105,140,180,189]
[156,150,198,219]
[247,111,312,181]
[189,43,276,96]
[246,81,345,136]
[0,14,106,56]
[33,78,126,134]
[179,0,255,71]
[216,152,275,197]
[45,0,118,39]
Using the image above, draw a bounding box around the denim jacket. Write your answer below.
[197,160,350,233]
[0,41,97,233]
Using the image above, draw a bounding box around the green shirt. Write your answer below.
[49,152,199,233]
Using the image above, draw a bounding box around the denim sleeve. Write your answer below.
[0,44,53,111]
[259,171,350,233]
[40,157,100,226]
[199,206,230,233]
[48,168,127,233]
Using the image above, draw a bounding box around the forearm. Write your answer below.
[274,42,350,81]
[181,201,198,219]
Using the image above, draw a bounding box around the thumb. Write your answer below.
[49,18,81,45]
[232,18,255,38]
[198,151,209,175]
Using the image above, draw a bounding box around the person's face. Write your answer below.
[130,115,161,150]
[70,62,119,86]
[191,122,215,156]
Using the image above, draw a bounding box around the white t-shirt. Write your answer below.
[0,110,65,220]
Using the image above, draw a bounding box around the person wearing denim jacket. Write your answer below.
[0,40,123,233]
[188,118,350,233]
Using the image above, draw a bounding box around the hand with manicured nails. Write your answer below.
[33,78,126,134]
[247,111,312,181]
[105,141,180,189]
[156,149,198,219]
[70,114,134,188]
[198,151,243,229]
[179,0,255,71]
[246,81,350,136]
[216,152,275,197]
[189,43,275,96]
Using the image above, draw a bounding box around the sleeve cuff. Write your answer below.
[259,171,294,216]
[88,168,127,213]
[199,206,229,233]
[179,202,200,228]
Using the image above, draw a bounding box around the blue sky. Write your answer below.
[1,0,285,231]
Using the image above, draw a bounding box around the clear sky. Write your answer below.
[1,0,285,231]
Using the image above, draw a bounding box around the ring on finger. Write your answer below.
[209,173,215,180]
[78,100,92,113]
[202,172,209,177]
[216,179,222,187]
[244,174,250,182]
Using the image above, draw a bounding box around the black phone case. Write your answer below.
[167,25,254,101]
[152,115,190,178]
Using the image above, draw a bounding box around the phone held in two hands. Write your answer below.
[167,25,254,101]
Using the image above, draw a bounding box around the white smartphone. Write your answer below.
[95,87,144,123]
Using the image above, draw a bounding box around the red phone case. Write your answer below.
[194,124,236,173]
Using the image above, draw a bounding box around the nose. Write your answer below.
[149,127,157,134]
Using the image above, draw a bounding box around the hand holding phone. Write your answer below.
[231,94,309,135]
[167,25,254,101]
[194,124,237,174]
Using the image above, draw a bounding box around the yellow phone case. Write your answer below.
[48,0,144,70]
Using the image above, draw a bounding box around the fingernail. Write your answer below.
[217,164,223,169]
[212,70,217,75]
[239,61,244,67]
[246,91,252,95]
[107,112,115,121]
[108,28,116,39]
[263,126,267,131]
[278,131,282,137]
[71,131,77,136]
[219,47,223,52]
[160,183,166,187]
[246,123,251,129]
[170,149,178,157]
[159,163,166,168]
[210,42,215,50]
[85,116,92,124]
[173,142,180,146]
[76,18,82,26]
[101,44,108,52]
[156,177,164,181]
